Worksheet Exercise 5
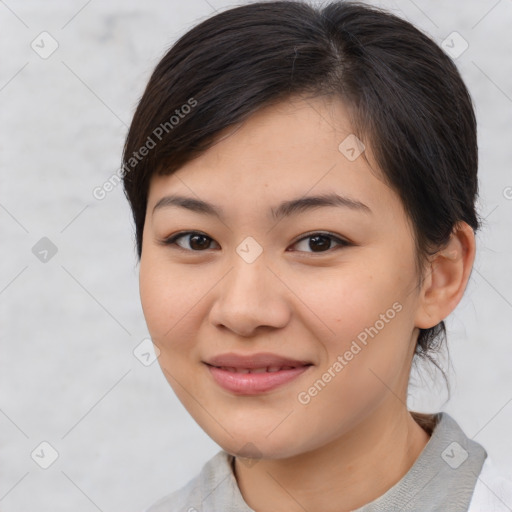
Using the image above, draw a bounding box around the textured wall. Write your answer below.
[1,1,511,510]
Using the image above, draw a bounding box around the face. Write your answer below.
[139,95,425,460]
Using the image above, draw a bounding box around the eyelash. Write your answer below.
[159,230,351,254]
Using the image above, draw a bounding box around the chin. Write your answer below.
[210,427,310,461]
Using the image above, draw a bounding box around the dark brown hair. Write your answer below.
[122,1,480,362]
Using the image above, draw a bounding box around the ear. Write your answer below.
[414,222,476,329]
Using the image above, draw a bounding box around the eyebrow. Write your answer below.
[152,192,372,220]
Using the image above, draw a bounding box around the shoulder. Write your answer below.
[468,457,512,512]
[143,450,238,512]
[143,472,200,512]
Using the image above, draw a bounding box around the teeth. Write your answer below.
[250,367,268,373]
[218,366,298,373]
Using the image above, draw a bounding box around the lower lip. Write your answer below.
[206,365,311,394]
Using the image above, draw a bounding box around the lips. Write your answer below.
[205,352,311,370]
[204,352,312,394]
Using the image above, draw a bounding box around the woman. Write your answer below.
[122,1,512,510]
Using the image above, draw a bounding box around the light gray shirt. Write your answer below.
[146,412,487,512]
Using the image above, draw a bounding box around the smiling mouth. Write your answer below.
[204,363,313,394]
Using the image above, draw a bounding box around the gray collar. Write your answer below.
[186,412,486,511]
[353,412,487,511]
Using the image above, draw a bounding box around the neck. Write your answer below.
[234,406,431,512]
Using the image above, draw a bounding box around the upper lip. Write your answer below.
[204,352,312,369]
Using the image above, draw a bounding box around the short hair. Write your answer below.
[122,1,480,362]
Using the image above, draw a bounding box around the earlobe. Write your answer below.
[414,222,476,329]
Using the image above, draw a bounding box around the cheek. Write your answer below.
[139,254,202,348]
[298,261,400,342]
[139,255,210,403]
[298,259,414,386]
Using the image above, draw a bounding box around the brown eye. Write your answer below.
[290,232,350,253]
[307,234,332,252]
[162,231,219,251]
[188,234,212,250]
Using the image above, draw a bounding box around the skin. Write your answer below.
[139,94,475,512]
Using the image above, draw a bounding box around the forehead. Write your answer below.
[147,95,395,218]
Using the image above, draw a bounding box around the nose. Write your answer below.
[208,252,291,337]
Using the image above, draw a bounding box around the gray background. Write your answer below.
[1,0,511,510]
